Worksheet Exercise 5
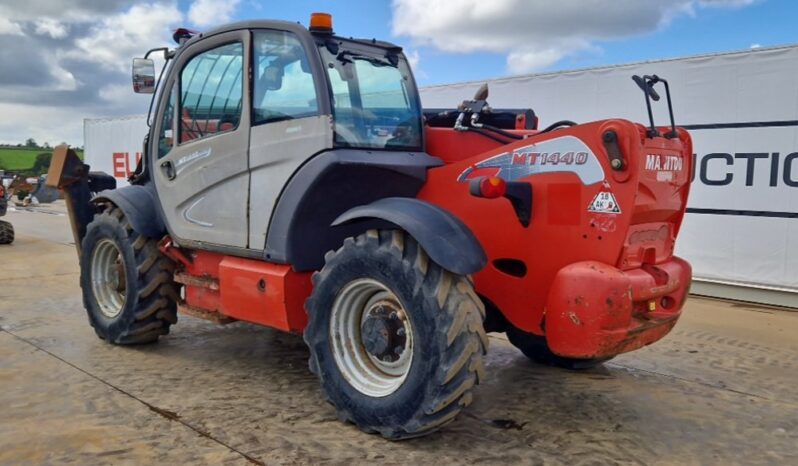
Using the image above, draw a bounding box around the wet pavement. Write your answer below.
[0,203,796,465]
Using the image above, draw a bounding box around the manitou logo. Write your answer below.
[646,154,683,171]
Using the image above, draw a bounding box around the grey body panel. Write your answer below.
[264,149,442,270]
[151,30,251,248]
[94,184,165,238]
[333,198,487,275]
[248,115,333,248]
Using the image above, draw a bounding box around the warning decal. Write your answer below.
[588,191,621,214]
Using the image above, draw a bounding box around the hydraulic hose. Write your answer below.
[539,120,577,133]
[467,127,517,144]
[480,124,524,140]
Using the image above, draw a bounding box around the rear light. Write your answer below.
[0,185,4,197]
[470,176,506,199]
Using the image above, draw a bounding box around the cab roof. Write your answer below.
[179,19,402,53]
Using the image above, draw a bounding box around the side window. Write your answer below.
[180,42,243,144]
[253,30,318,125]
[158,83,176,158]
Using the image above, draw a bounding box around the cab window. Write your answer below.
[253,30,318,125]
[179,42,243,144]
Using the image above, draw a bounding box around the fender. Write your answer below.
[93,183,165,239]
[333,197,487,275]
[264,149,442,271]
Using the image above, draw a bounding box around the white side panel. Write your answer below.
[248,115,332,249]
[83,116,148,188]
[421,46,798,297]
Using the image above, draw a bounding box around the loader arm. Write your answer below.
[46,145,116,254]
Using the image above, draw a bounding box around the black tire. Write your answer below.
[80,205,178,344]
[506,327,611,370]
[0,220,13,244]
[304,229,488,439]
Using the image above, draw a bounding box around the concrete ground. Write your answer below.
[0,202,796,466]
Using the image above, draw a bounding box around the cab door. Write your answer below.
[247,28,333,249]
[152,30,251,248]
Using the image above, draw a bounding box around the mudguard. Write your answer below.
[333,197,487,275]
[93,183,165,239]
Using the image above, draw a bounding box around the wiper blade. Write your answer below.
[336,50,395,67]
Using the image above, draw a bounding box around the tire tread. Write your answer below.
[305,229,487,439]
[0,220,14,245]
[82,206,177,345]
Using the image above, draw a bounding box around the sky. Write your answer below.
[0,0,796,146]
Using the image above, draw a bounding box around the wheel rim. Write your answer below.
[329,278,414,397]
[90,238,127,318]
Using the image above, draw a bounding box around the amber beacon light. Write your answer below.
[309,12,333,33]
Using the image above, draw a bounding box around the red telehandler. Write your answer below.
[48,13,692,439]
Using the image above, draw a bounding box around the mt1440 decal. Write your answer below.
[458,136,605,185]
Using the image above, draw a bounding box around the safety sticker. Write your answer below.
[588,191,621,214]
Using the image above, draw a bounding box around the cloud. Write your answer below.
[392,0,759,74]
[0,1,182,145]
[699,0,758,7]
[0,18,24,36]
[0,1,134,22]
[73,2,182,72]
[404,49,427,80]
[34,19,69,39]
[188,0,241,27]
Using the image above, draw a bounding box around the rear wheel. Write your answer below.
[80,205,178,344]
[0,220,13,244]
[304,229,488,439]
[506,327,611,370]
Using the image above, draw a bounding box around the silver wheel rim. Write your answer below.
[90,238,126,318]
[329,278,414,397]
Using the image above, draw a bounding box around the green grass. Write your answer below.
[0,148,42,171]
[0,147,83,172]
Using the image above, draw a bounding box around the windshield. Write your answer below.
[319,41,422,151]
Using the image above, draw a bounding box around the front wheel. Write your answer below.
[506,327,611,370]
[80,205,178,344]
[304,229,488,439]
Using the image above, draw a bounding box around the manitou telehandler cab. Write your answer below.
[48,13,693,439]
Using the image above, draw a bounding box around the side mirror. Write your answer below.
[132,58,156,94]
[262,65,284,91]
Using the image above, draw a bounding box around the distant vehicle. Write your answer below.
[0,184,13,244]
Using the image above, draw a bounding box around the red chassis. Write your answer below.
[163,119,693,361]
